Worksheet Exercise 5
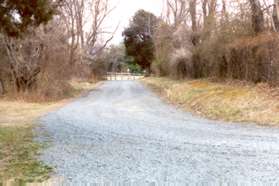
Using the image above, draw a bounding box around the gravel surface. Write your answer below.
[39,81,279,185]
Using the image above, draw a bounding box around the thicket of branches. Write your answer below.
[152,0,279,85]
[0,0,116,100]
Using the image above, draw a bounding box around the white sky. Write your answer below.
[105,0,164,44]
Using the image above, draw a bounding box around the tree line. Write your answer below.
[123,0,279,85]
[0,0,115,99]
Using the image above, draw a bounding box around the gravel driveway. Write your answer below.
[40,81,279,185]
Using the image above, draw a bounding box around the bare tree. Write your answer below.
[249,0,265,33]
[166,0,189,28]
[208,0,217,18]
[85,0,117,57]
[4,36,43,92]
[189,0,197,32]
[189,0,198,45]
[202,0,208,27]
[221,0,228,22]
[1,17,71,94]
[0,0,117,97]
[201,0,217,38]
[60,0,86,65]
[273,0,279,31]
[61,0,116,64]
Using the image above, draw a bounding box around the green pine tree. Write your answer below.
[0,0,56,37]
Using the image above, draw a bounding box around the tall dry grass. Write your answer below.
[143,77,279,126]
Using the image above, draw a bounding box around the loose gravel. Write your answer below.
[39,81,279,185]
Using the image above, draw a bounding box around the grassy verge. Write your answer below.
[0,80,98,182]
[0,126,52,182]
[143,77,279,126]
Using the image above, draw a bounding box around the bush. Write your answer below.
[226,33,279,84]
[33,80,74,102]
[152,22,174,76]
[169,48,193,79]
[192,32,279,85]
[152,23,193,77]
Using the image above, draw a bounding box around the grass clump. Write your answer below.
[0,126,52,182]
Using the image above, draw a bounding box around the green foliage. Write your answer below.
[128,63,142,73]
[125,56,142,73]
[0,0,56,37]
[123,10,159,71]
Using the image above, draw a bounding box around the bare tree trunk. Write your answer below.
[62,0,85,66]
[75,0,85,47]
[208,0,217,17]
[202,0,208,28]
[249,0,265,33]
[189,0,198,45]
[221,0,228,23]
[0,79,4,95]
[208,0,217,26]
[166,0,188,28]
[202,0,217,37]
[273,0,279,31]
[190,0,197,32]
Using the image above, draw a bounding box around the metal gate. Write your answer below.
[106,72,144,81]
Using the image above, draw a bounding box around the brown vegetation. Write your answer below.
[143,77,279,126]
[0,0,115,101]
[152,0,279,87]
[0,80,98,127]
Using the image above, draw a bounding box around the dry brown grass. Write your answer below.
[143,77,279,126]
[0,101,63,127]
[69,78,101,93]
[0,79,99,127]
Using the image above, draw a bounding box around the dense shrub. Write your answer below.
[226,33,279,84]
[0,22,75,101]
[158,14,279,86]
[152,24,193,78]
[152,22,174,76]
[169,48,193,79]
[191,32,279,85]
[151,0,279,86]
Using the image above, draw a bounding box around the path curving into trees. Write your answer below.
[39,81,279,184]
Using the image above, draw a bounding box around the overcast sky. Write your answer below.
[105,0,164,44]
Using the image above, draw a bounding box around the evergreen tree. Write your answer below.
[123,10,158,72]
[0,0,56,37]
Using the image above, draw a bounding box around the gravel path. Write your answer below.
[39,81,279,185]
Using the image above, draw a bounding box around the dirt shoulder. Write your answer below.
[142,77,279,126]
[0,80,100,127]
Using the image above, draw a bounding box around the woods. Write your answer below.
[0,0,115,100]
[2,0,279,99]
[122,0,279,86]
